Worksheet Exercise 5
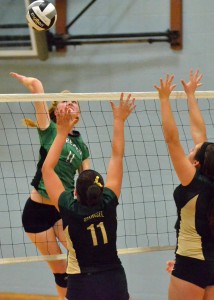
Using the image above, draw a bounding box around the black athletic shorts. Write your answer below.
[22,197,61,233]
[66,266,129,300]
[172,254,214,288]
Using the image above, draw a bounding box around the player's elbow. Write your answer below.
[41,162,50,179]
[112,150,124,160]
[164,130,179,145]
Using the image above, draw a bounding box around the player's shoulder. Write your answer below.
[103,187,118,205]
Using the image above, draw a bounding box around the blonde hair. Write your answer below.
[22,90,71,128]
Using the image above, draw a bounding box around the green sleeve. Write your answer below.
[58,191,76,210]
[78,135,90,160]
[37,121,57,150]
[103,187,119,206]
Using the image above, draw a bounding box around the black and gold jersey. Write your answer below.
[58,187,122,274]
[174,170,214,260]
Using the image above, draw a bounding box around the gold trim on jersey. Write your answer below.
[177,195,204,260]
[65,226,81,274]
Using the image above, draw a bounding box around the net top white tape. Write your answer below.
[0,91,214,102]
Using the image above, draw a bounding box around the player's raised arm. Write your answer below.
[181,69,207,144]
[105,93,136,198]
[154,74,196,186]
[155,73,214,299]
[10,72,50,129]
[42,105,79,209]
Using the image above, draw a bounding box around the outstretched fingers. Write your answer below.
[120,92,133,107]
[154,84,160,91]
[128,96,136,114]
[56,106,79,132]
[164,74,175,88]
[181,69,203,93]
[9,72,25,82]
[180,79,186,88]
[110,100,116,111]
[164,74,169,85]
[192,69,203,85]
[123,93,136,113]
[154,74,176,96]
[118,92,135,107]
[111,93,136,121]
[168,74,175,84]
[125,93,132,104]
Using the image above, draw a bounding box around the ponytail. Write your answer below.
[76,170,104,207]
[22,118,38,128]
[86,185,103,207]
[22,101,59,127]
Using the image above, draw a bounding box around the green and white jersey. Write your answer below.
[58,187,122,274]
[32,121,89,200]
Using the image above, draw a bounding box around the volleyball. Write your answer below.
[26,0,57,31]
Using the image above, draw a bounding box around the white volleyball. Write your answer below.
[26,0,57,31]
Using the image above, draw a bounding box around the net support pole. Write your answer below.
[34,31,49,61]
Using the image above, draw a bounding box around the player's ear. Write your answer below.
[74,189,81,202]
[193,160,200,168]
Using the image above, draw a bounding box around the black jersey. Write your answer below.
[58,187,122,274]
[174,170,214,261]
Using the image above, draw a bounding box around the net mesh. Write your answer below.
[1,93,214,264]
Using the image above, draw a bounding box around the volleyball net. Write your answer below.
[1,91,214,265]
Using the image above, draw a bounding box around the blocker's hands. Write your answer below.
[181,69,203,96]
[154,74,176,101]
[166,260,175,274]
[110,92,136,122]
[55,105,79,135]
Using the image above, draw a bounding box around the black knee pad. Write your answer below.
[54,272,68,288]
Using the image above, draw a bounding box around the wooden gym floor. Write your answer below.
[0,294,58,300]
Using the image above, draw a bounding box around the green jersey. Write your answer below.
[58,187,122,274]
[31,121,89,199]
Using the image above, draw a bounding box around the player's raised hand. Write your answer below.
[154,74,176,101]
[181,69,203,96]
[10,72,44,94]
[55,104,79,135]
[110,92,136,122]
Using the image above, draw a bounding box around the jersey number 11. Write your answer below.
[87,222,108,246]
